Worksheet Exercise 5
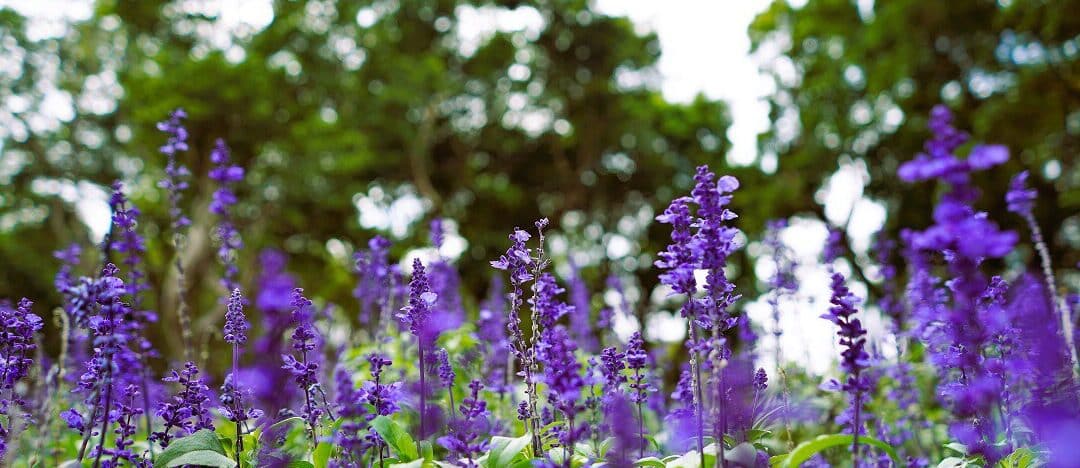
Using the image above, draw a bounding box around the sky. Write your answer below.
[1,0,875,376]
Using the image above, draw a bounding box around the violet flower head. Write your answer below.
[282,288,325,431]
[54,243,82,293]
[897,105,1008,184]
[108,182,148,303]
[1006,171,1037,216]
[438,379,491,466]
[436,347,455,389]
[223,288,249,346]
[208,139,244,215]
[624,332,651,404]
[365,353,401,417]
[535,326,586,452]
[823,228,844,265]
[0,297,43,458]
[598,346,627,393]
[208,139,245,292]
[605,393,640,468]
[401,258,438,346]
[0,298,43,388]
[156,108,191,231]
[152,361,215,448]
[820,272,870,437]
[567,263,597,352]
[655,197,697,301]
[530,273,572,330]
[354,236,393,327]
[753,368,768,392]
[430,218,445,251]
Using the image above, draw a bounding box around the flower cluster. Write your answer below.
[208,139,245,292]
[152,362,214,448]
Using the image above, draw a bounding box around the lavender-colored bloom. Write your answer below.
[655,197,697,300]
[899,105,1019,462]
[605,394,640,468]
[208,139,245,293]
[152,362,214,448]
[820,272,870,437]
[97,384,145,466]
[530,273,572,330]
[107,183,149,307]
[223,288,249,346]
[1006,171,1037,216]
[0,298,43,458]
[283,289,325,434]
[69,264,145,462]
[823,227,844,265]
[567,264,597,352]
[753,368,768,391]
[436,348,455,389]
[156,108,191,231]
[354,236,393,329]
[598,347,626,393]
[400,259,438,347]
[535,326,586,457]
[430,218,445,250]
[438,380,491,467]
[625,332,650,404]
[249,249,299,414]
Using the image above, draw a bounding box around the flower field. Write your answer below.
[1,102,1077,468]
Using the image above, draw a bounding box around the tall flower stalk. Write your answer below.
[490,224,541,452]
[400,259,437,443]
[821,272,870,464]
[221,289,261,464]
[1006,171,1078,376]
[156,108,194,360]
[0,298,43,459]
[107,182,157,454]
[899,105,1017,462]
[283,289,326,441]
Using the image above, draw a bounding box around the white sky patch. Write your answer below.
[352,184,429,240]
[29,178,111,243]
[595,0,773,167]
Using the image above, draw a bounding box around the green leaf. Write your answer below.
[421,440,435,461]
[268,416,306,433]
[937,457,975,468]
[773,434,900,468]
[945,442,970,456]
[389,460,424,468]
[288,462,315,468]
[371,416,420,462]
[486,434,532,468]
[163,450,238,468]
[313,441,333,468]
[997,447,1037,468]
[633,457,666,467]
[154,429,230,468]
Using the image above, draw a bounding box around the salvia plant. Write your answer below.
[2,104,1079,468]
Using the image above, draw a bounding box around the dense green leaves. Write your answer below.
[485,433,532,468]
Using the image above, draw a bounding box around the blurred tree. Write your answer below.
[750,0,1080,270]
[0,0,738,363]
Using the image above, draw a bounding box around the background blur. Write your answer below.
[1,0,1078,371]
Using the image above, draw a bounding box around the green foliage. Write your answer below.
[485,433,532,468]
[154,429,236,468]
[371,415,420,462]
[770,434,901,467]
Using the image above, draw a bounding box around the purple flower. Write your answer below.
[567,264,598,352]
[283,289,326,434]
[156,108,191,231]
[429,218,445,250]
[436,348,455,389]
[821,272,871,437]
[223,288,249,346]
[438,380,491,466]
[208,139,245,293]
[0,298,43,458]
[598,347,627,393]
[400,259,438,346]
[535,326,586,457]
[655,197,697,300]
[152,362,214,448]
[605,394,640,467]
[753,368,768,391]
[354,236,394,329]
[530,273,572,330]
[897,105,1008,184]
[823,227,844,265]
